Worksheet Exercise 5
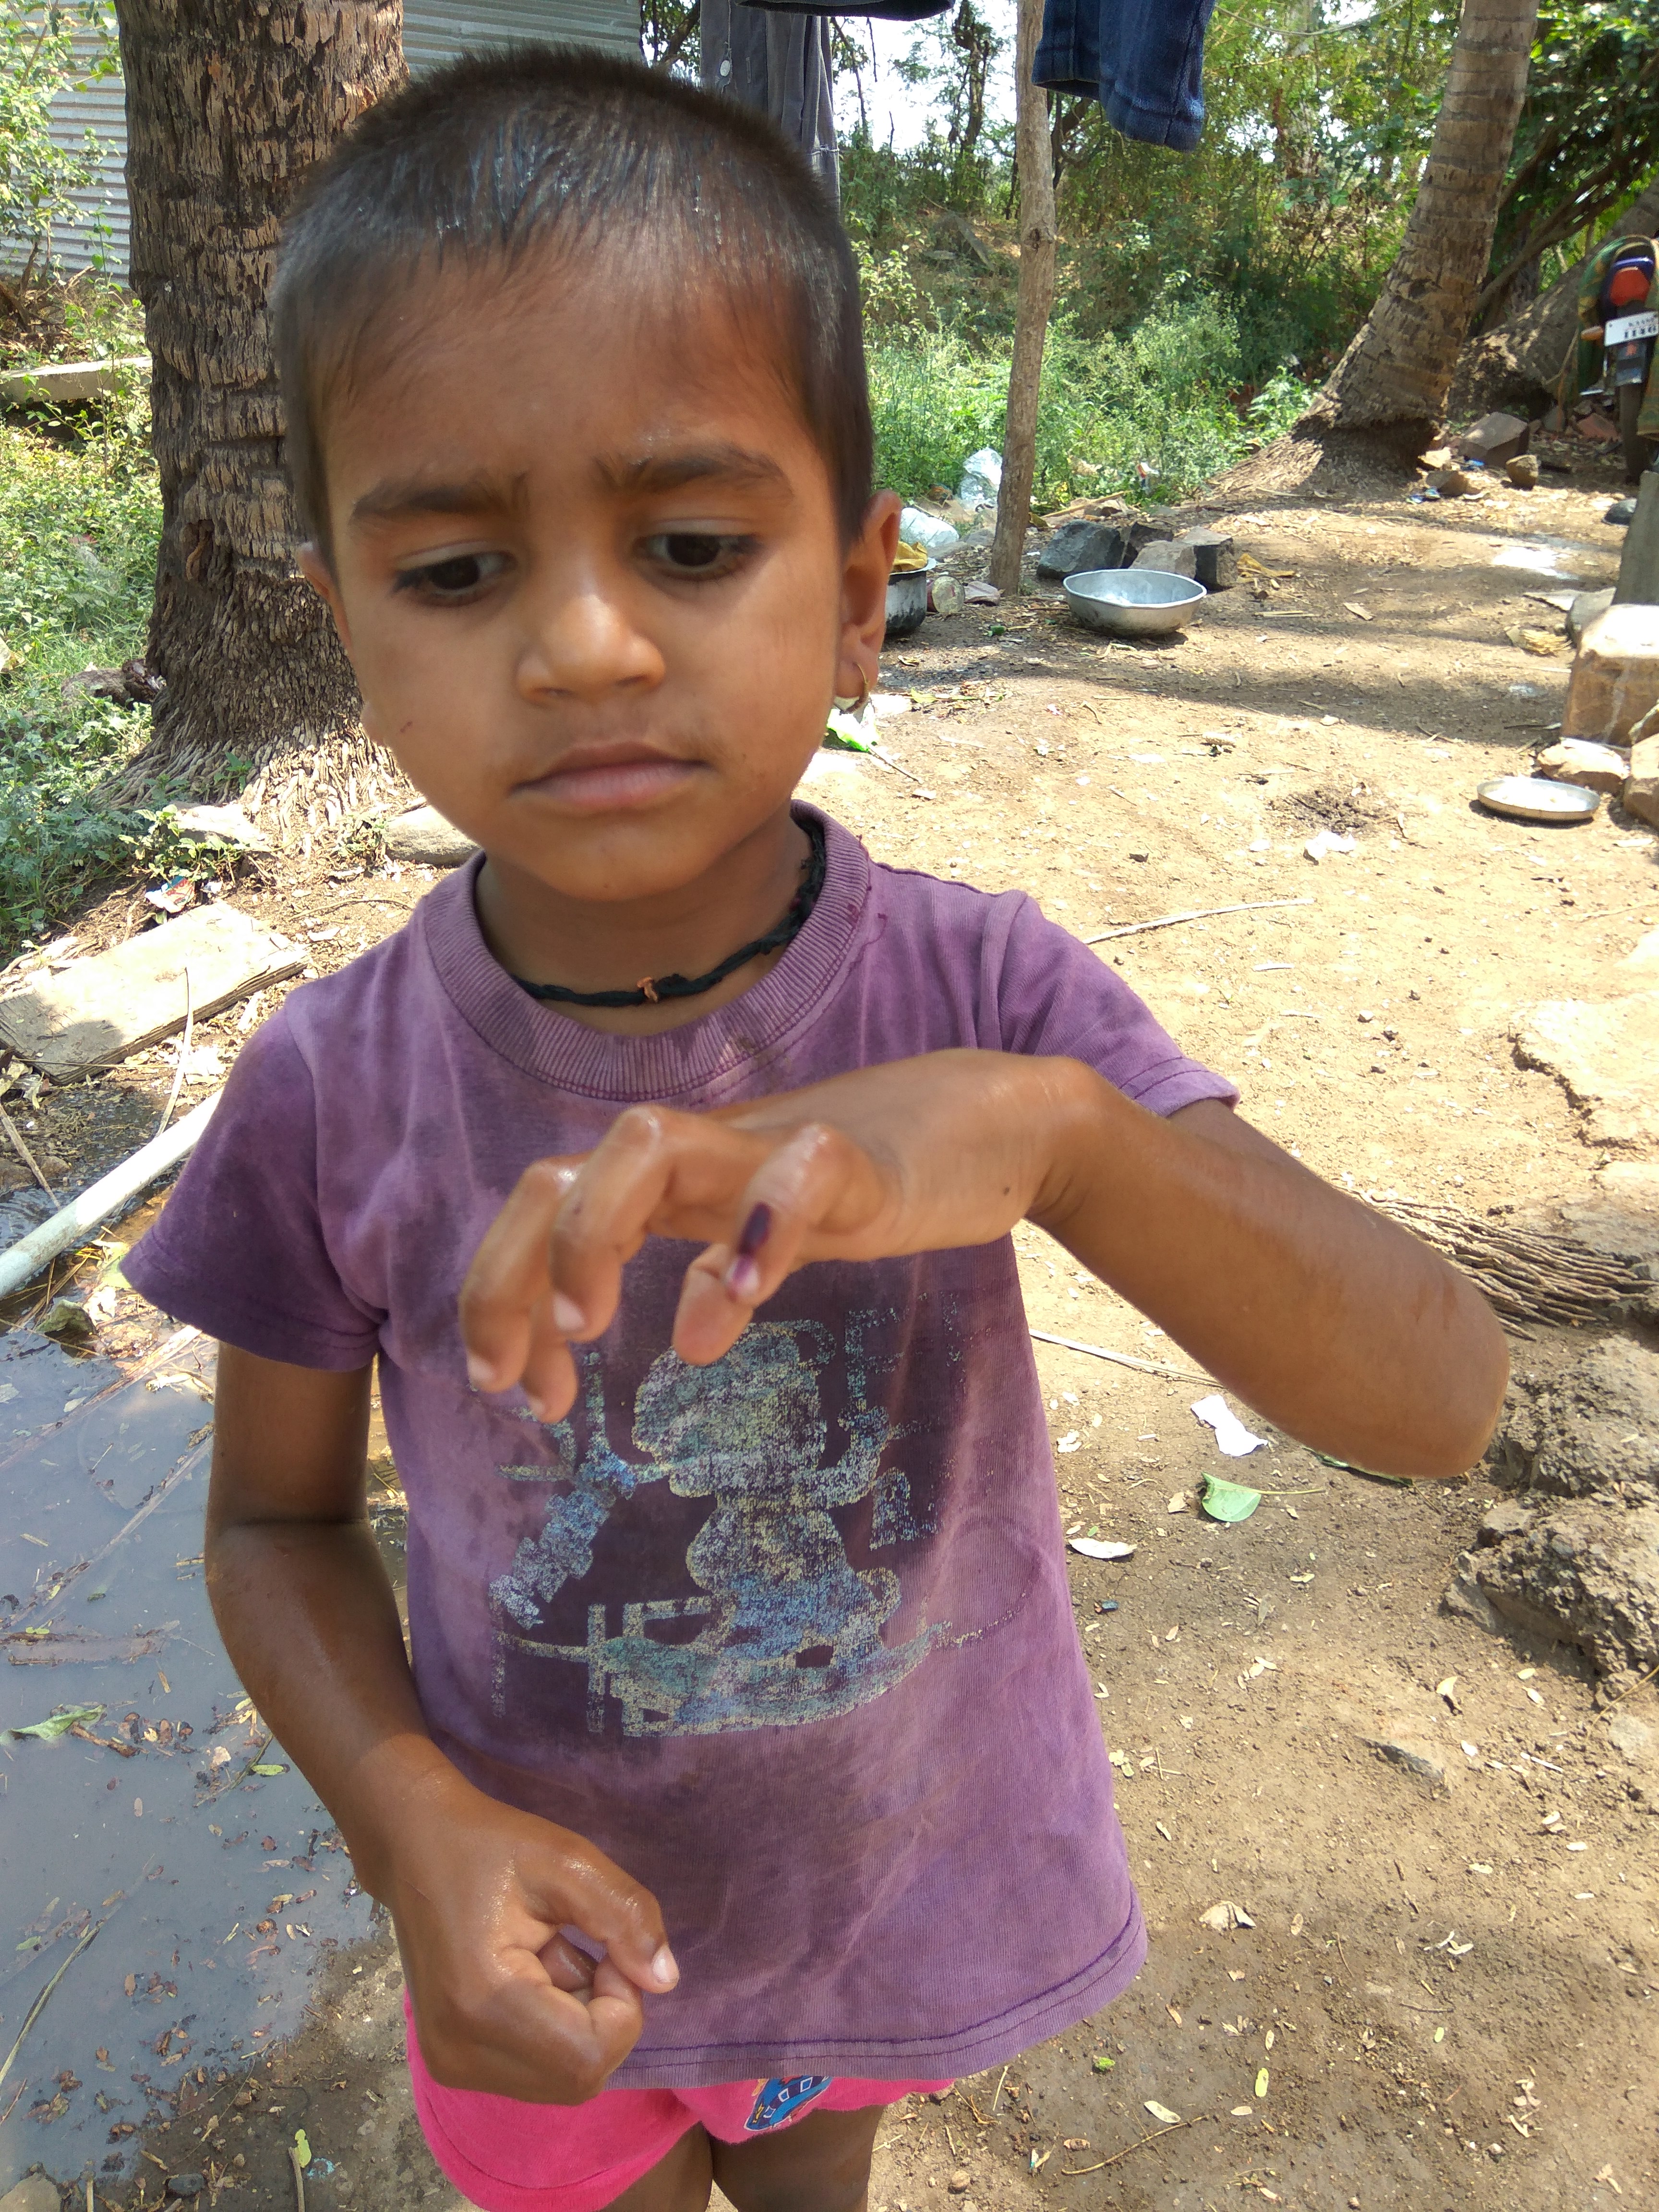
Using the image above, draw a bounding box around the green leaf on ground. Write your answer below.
[1202,1474,1262,1523]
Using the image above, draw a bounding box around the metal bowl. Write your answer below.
[885,563,934,638]
[1064,568,1207,636]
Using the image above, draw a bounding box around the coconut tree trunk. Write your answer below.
[1299,0,1539,453]
[987,0,1056,595]
[113,1,405,798]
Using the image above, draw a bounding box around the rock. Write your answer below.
[1605,496,1638,525]
[172,803,272,854]
[1536,737,1628,794]
[383,804,478,867]
[1622,732,1659,827]
[1458,409,1529,466]
[1362,1735,1448,1795]
[948,2171,972,2193]
[0,2183,62,2212]
[166,2177,205,2201]
[1605,1708,1655,1762]
[1478,1498,1535,1545]
[1428,466,1474,497]
[1124,518,1175,560]
[1472,1501,1659,1687]
[1564,604,1659,744]
[1487,1338,1659,1500]
[1567,586,1614,646]
[1505,452,1540,489]
[1178,528,1237,589]
[1035,520,1126,580]
[1515,990,1659,1148]
[1133,539,1198,578]
[1442,1552,1502,1633]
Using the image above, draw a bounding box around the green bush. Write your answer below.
[868,287,1304,510]
[0,406,165,954]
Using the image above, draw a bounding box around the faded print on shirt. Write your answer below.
[487,1298,960,1740]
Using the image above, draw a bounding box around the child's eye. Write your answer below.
[395,551,509,600]
[641,532,754,578]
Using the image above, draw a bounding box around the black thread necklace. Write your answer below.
[513,816,827,1010]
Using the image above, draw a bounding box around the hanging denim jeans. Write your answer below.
[1034,0,1217,151]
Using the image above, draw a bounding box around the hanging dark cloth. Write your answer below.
[1034,0,1217,152]
[701,0,842,200]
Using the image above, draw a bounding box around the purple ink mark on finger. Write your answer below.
[736,1202,772,1260]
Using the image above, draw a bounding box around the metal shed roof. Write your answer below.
[7,0,642,282]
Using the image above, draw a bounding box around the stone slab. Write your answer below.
[384,803,479,866]
[1178,528,1237,589]
[0,354,149,408]
[1513,989,1659,1149]
[0,903,303,1079]
[1035,519,1127,580]
[1623,731,1659,827]
[1536,737,1627,794]
[1457,409,1529,466]
[1568,586,1614,646]
[1565,603,1659,743]
[1132,539,1198,578]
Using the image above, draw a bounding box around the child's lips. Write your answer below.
[518,747,701,814]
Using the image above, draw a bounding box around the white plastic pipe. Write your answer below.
[0,1088,222,1300]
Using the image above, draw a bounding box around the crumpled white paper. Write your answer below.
[1191,1394,1267,1457]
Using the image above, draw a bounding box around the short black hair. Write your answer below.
[270,45,872,560]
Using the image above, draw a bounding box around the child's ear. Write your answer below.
[298,543,354,654]
[836,491,902,704]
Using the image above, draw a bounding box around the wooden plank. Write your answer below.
[0,904,303,1079]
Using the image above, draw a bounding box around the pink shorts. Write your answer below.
[405,2003,950,2212]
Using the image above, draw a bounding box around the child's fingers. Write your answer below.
[419,1955,645,2104]
[671,1122,886,1365]
[542,1106,772,1343]
[518,1827,680,1999]
[460,1157,584,1400]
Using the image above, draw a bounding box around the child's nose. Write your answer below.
[517,578,663,702]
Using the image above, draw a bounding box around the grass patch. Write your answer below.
[0,387,165,957]
[868,287,1308,511]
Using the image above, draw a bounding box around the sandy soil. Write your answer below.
[4,442,1657,2211]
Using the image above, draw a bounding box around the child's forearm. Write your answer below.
[1031,1067,1507,1477]
[205,1509,460,1899]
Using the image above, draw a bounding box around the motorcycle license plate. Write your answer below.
[1606,310,1659,344]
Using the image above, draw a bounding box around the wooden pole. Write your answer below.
[986,0,1058,595]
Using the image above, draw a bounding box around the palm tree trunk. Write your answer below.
[987,0,1056,596]
[113,1,405,798]
[1300,0,1539,453]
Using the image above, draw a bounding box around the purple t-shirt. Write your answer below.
[127,806,1236,2088]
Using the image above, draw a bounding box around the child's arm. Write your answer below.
[205,1346,678,2102]
[461,1051,1507,1476]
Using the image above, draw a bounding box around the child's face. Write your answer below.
[303,256,898,908]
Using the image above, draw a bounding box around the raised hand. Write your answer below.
[461,1050,1065,1419]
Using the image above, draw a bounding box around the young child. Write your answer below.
[124,48,1507,2212]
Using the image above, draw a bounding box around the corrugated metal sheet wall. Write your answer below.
[4,1,641,283]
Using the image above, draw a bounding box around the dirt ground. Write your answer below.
[3,433,1657,2211]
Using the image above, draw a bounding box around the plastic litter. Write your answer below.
[898,505,960,556]
[1068,1537,1136,1560]
[958,448,1002,511]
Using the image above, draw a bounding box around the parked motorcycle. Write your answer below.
[1567,235,1658,481]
